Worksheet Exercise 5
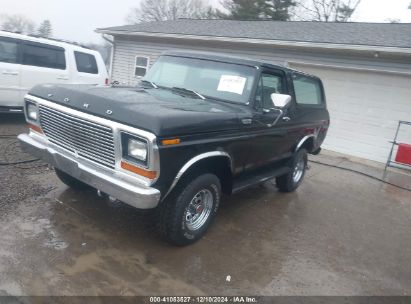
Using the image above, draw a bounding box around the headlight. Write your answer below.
[121,133,149,164]
[26,101,38,121]
[128,138,147,161]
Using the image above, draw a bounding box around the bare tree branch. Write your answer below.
[126,0,213,24]
[0,14,36,34]
[294,0,361,22]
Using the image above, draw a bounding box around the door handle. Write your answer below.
[57,76,69,80]
[2,71,19,75]
[282,116,291,122]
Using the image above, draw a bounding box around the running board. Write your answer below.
[0,106,23,113]
[232,166,290,194]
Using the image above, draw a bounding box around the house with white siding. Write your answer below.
[96,19,411,163]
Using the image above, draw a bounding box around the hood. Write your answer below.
[29,84,251,137]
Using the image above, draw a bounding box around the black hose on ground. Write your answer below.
[309,159,411,192]
[0,135,41,166]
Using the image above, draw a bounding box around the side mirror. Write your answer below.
[271,93,292,109]
[264,93,292,128]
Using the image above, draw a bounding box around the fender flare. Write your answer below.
[162,151,232,200]
[295,135,315,152]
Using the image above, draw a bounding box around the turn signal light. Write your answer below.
[162,138,181,146]
[121,161,157,179]
[28,123,43,134]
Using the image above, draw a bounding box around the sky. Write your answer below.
[0,0,410,44]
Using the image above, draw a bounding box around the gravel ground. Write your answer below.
[0,115,55,213]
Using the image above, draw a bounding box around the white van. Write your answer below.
[0,31,109,113]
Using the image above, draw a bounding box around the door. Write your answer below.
[245,70,295,170]
[20,41,69,100]
[0,36,21,107]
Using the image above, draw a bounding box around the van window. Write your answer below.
[0,37,19,63]
[22,43,66,69]
[293,74,323,105]
[75,51,98,74]
[135,56,150,77]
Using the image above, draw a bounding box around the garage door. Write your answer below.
[290,63,411,163]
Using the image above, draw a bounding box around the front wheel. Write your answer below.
[276,149,308,192]
[157,173,221,246]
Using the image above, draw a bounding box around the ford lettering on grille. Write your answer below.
[39,105,116,169]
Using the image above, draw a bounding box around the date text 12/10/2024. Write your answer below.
[150,297,258,303]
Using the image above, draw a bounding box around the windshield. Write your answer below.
[142,55,257,104]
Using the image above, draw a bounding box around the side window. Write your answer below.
[22,43,66,69]
[293,74,323,106]
[255,72,285,109]
[0,37,19,63]
[75,51,98,74]
[135,56,150,77]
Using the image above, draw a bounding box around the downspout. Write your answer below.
[101,34,115,80]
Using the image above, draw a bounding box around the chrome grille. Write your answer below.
[39,105,116,168]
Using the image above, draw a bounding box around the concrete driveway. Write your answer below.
[0,114,410,296]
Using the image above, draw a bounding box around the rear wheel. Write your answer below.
[55,168,91,190]
[157,173,221,246]
[276,149,307,192]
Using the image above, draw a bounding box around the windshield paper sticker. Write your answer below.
[217,75,247,95]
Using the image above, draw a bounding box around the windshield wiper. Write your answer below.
[172,87,206,100]
[140,80,158,89]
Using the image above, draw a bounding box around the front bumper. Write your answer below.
[18,133,161,209]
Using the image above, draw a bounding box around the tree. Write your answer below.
[296,0,362,22]
[266,0,297,20]
[215,0,296,20]
[126,0,214,23]
[216,0,267,19]
[37,20,53,37]
[0,14,35,34]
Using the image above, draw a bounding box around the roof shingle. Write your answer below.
[98,19,411,48]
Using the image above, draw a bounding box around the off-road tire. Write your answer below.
[276,148,308,192]
[55,168,91,190]
[157,173,221,246]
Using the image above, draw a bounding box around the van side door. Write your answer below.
[0,36,21,109]
[20,41,69,100]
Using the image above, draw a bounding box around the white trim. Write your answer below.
[95,29,411,55]
[109,42,114,79]
[134,55,150,78]
[101,34,115,79]
[287,60,411,76]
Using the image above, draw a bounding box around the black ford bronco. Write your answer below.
[19,51,330,246]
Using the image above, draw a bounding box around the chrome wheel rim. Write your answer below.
[293,158,305,183]
[185,189,213,231]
